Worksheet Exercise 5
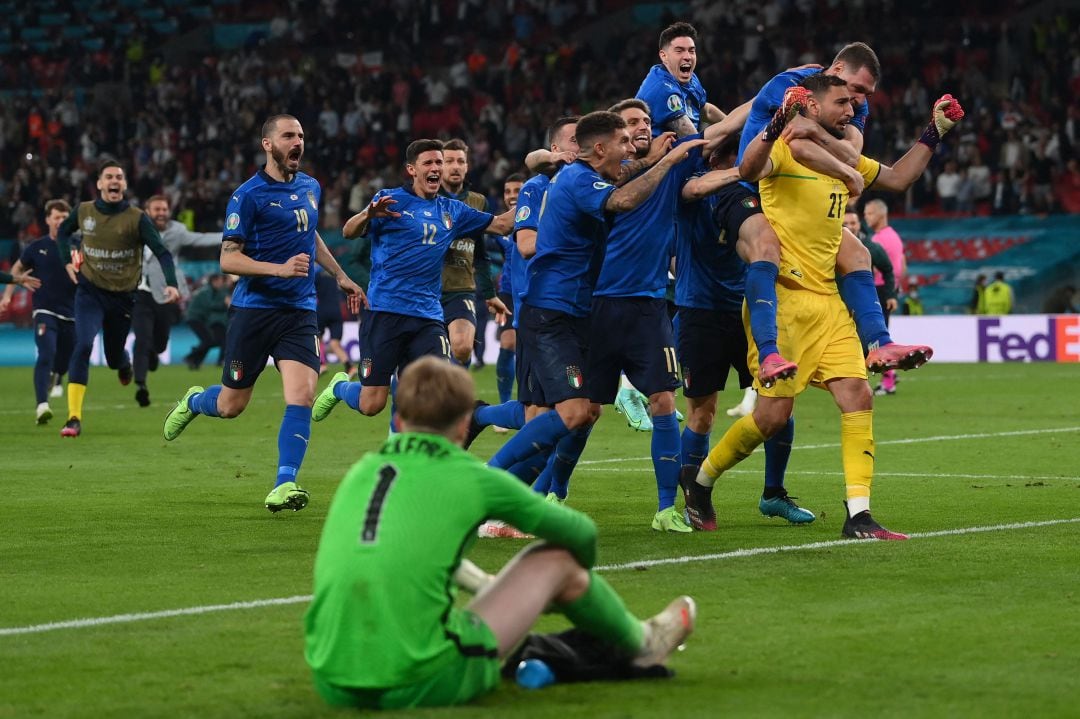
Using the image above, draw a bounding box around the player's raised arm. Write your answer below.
[872,95,965,192]
[484,207,516,236]
[738,85,809,182]
[343,195,399,239]
[702,100,751,152]
[681,166,742,201]
[784,114,861,167]
[606,137,706,213]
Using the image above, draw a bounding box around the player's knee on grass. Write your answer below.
[836,227,872,274]
[737,214,782,266]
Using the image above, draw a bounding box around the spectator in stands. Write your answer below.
[902,282,924,316]
[983,271,1014,315]
[936,160,962,212]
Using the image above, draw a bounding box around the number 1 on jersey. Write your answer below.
[360,465,398,544]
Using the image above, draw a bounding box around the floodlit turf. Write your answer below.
[2,361,1078,718]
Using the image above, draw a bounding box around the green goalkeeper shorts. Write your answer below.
[313,608,501,709]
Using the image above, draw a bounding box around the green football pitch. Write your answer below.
[2,362,1078,718]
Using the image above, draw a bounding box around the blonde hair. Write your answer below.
[395,357,474,434]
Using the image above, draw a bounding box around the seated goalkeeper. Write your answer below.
[304,356,695,710]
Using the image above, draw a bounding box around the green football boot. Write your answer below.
[312,372,349,422]
[651,506,693,533]
[163,386,203,441]
[265,481,310,513]
[615,387,653,432]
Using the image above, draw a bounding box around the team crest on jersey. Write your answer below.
[82,216,96,233]
[37,323,47,337]
[442,212,453,230]
[360,358,373,379]
[741,198,759,210]
[566,365,583,389]
[226,213,240,230]
[307,191,317,210]
[229,361,244,382]
[667,93,683,112]
[515,206,530,222]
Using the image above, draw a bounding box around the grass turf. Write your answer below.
[2,361,1078,718]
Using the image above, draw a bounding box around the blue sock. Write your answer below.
[496,348,516,403]
[745,261,780,359]
[652,413,680,510]
[333,380,363,411]
[388,373,398,432]
[541,427,591,500]
[763,417,794,493]
[839,270,893,351]
[275,404,311,488]
[476,401,526,429]
[488,410,569,469]
[509,450,552,487]
[189,385,222,417]
[680,426,710,469]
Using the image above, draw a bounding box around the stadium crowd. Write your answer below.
[1,0,1077,256]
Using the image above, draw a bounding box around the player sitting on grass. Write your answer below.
[304,356,695,709]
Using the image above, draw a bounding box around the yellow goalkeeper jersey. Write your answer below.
[758,140,881,295]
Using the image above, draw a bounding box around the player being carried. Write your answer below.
[682,74,964,539]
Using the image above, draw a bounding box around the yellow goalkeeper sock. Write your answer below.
[67,382,86,421]
[699,414,767,487]
[841,410,874,514]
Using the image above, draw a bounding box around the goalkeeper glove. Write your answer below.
[918,94,965,150]
[762,85,810,142]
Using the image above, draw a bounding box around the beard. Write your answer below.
[271,145,300,177]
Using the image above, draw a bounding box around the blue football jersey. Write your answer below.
[737,68,871,174]
[675,173,747,312]
[495,234,514,295]
[595,137,703,298]
[20,236,75,319]
[524,162,616,317]
[366,185,493,321]
[636,64,708,136]
[224,170,321,310]
[510,174,548,328]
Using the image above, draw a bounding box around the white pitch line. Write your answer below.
[3,517,1078,638]
[594,516,1080,571]
[577,426,1080,465]
[577,467,1080,482]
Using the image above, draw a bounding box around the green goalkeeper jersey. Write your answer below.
[304,432,598,689]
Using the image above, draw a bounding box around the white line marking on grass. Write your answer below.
[4,518,1079,638]
[578,467,1080,482]
[577,426,1080,465]
[0,595,312,637]
[594,517,1080,571]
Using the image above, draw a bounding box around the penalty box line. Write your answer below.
[2,517,1078,638]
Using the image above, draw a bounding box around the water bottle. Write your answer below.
[515,658,556,689]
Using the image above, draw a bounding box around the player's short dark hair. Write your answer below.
[832,42,881,81]
[659,21,697,50]
[396,356,475,434]
[608,98,650,116]
[801,72,848,96]
[261,114,299,138]
[442,138,468,154]
[504,172,527,185]
[405,139,444,166]
[97,157,123,177]
[44,199,71,215]
[546,116,579,148]
[575,111,627,150]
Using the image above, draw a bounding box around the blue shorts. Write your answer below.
[712,183,764,238]
[441,292,477,326]
[519,303,590,406]
[358,310,450,386]
[513,319,544,406]
[34,312,75,375]
[676,306,752,398]
[317,310,343,340]
[221,307,320,389]
[586,296,679,405]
